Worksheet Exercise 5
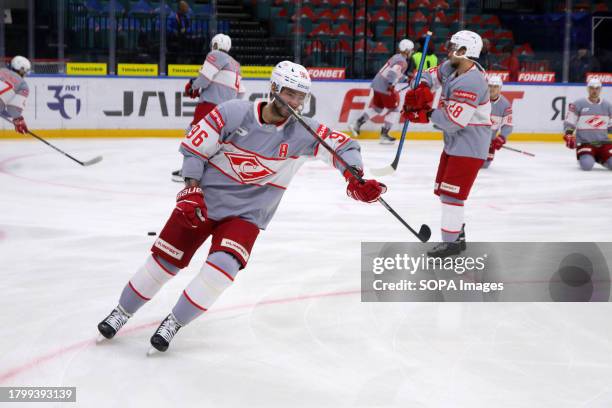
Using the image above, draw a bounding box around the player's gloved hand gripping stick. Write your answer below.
[271,92,431,243]
[371,31,433,177]
[1,114,103,166]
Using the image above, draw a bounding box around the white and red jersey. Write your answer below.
[420,60,491,160]
[490,94,513,140]
[564,97,612,144]
[0,67,29,118]
[179,100,363,229]
[192,49,244,105]
[371,53,409,94]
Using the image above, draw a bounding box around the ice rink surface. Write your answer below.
[1,138,612,407]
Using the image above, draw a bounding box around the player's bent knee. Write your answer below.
[183,255,237,310]
[130,254,178,300]
[578,155,595,171]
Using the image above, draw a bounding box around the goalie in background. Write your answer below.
[563,78,612,171]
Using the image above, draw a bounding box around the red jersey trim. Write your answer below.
[181,142,210,160]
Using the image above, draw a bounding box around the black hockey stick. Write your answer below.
[371,31,433,177]
[501,145,535,157]
[2,116,103,166]
[271,92,431,242]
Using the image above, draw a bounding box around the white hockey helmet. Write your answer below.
[211,33,231,52]
[270,61,311,111]
[449,30,483,59]
[488,75,503,88]
[398,39,414,53]
[587,78,602,88]
[10,55,31,75]
[271,60,311,95]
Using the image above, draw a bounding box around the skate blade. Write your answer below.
[146,347,160,356]
[96,334,108,343]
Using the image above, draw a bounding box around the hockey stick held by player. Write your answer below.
[98,60,394,354]
[370,31,433,177]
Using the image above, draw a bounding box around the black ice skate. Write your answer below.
[457,224,466,251]
[428,225,467,258]
[171,169,183,183]
[379,127,395,145]
[348,116,366,137]
[97,306,131,341]
[149,313,182,354]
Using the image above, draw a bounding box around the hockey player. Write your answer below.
[402,30,491,257]
[348,39,414,144]
[563,78,612,171]
[98,61,386,353]
[172,33,244,181]
[482,76,513,168]
[0,56,31,134]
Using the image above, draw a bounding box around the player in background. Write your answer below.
[98,61,387,353]
[0,56,31,134]
[563,78,612,171]
[402,30,491,257]
[482,76,513,168]
[348,39,414,144]
[172,33,244,181]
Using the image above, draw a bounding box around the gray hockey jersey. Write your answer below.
[420,60,491,160]
[490,94,513,140]
[564,97,612,144]
[371,53,409,94]
[192,49,245,105]
[0,67,29,118]
[179,99,363,229]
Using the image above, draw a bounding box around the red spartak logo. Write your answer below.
[224,152,275,182]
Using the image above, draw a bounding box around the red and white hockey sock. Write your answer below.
[384,109,399,129]
[440,194,464,242]
[173,251,240,325]
[119,254,179,314]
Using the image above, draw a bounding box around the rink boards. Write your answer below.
[1,76,610,140]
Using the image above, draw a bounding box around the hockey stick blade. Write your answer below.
[418,224,432,243]
[370,163,397,177]
[271,92,431,242]
[82,155,104,166]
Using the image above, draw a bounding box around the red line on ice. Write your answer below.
[0,289,360,384]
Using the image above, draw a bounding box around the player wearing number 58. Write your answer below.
[402,30,491,258]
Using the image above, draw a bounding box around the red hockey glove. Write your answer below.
[563,132,576,149]
[492,135,506,151]
[344,168,387,203]
[403,83,433,112]
[175,186,206,228]
[12,116,28,134]
[406,109,431,124]
[184,79,200,99]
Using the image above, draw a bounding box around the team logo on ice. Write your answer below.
[224,152,275,182]
[47,85,81,119]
